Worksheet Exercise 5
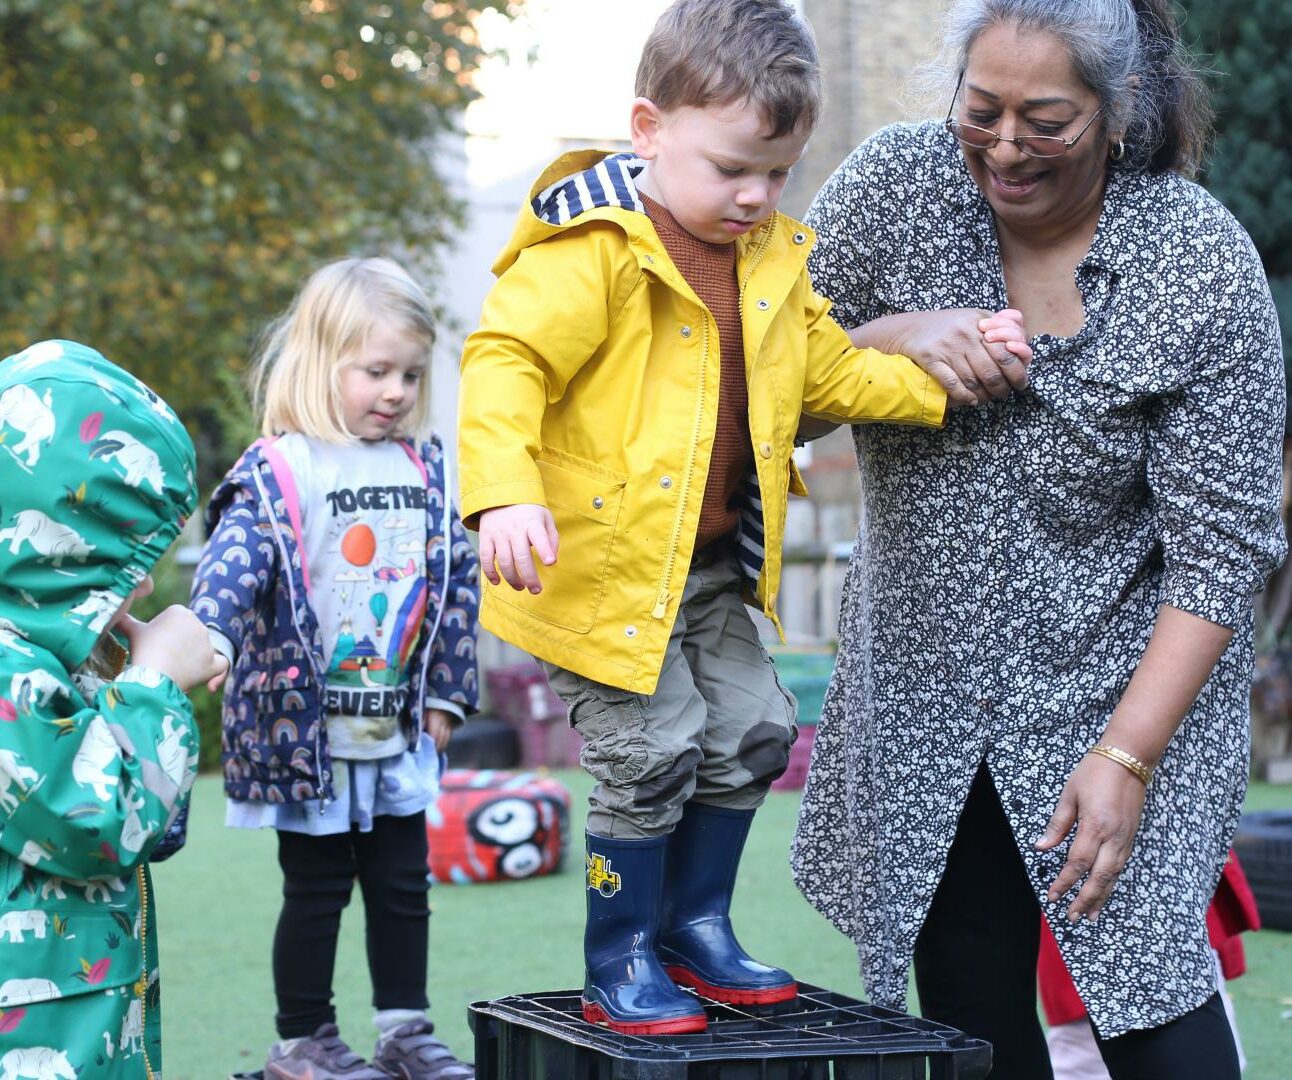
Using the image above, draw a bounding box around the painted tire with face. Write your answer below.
[425,768,571,884]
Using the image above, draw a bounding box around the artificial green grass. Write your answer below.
[153,775,1292,1079]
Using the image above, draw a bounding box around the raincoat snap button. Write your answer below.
[792,231,807,244]
[592,496,604,509]
[680,325,692,338]
[756,299,770,311]
[759,442,773,458]
[625,625,638,638]
[659,476,672,489]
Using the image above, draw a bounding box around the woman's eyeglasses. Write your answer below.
[943,72,1104,160]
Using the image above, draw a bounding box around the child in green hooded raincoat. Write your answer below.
[0,341,226,1078]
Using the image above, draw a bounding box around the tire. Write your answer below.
[445,714,521,770]
[1233,811,1292,932]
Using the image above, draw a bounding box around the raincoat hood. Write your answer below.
[491,149,662,277]
[0,339,197,670]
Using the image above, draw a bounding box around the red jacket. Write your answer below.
[1038,850,1260,1026]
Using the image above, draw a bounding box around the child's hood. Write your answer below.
[0,340,197,671]
[490,148,810,280]
[491,149,656,276]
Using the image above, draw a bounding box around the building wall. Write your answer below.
[784,0,947,218]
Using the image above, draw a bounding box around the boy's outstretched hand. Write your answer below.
[117,606,228,693]
[478,503,559,594]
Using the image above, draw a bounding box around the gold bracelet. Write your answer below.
[1089,743,1153,787]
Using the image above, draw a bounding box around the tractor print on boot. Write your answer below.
[581,833,707,1035]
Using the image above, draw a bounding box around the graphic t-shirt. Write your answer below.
[276,435,427,760]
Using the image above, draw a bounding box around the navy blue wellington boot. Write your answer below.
[658,803,798,1005]
[583,832,709,1034]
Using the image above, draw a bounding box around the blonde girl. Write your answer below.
[191,257,479,1080]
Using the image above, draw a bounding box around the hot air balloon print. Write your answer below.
[370,592,388,637]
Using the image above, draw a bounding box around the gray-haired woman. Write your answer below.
[790,1,1285,1077]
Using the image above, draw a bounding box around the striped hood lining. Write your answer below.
[531,153,646,225]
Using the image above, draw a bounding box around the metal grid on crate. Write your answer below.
[516,715,584,769]
[1234,810,1292,930]
[470,983,992,1079]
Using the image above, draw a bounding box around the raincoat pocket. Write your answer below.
[492,454,627,634]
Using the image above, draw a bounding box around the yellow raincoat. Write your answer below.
[459,150,945,693]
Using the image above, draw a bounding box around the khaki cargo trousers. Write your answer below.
[544,548,798,838]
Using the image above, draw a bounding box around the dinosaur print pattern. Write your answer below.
[0,340,198,1076]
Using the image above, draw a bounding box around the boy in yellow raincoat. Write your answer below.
[458,0,1026,1036]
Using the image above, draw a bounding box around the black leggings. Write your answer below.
[913,762,1239,1080]
[273,812,430,1038]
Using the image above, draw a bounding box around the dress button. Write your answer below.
[756,298,770,311]
[624,625,638,638]
[976,697,993,712]
[792,231,807,245]
[592,496,604,509]
[659,476,672,489]
[759,442,773,458]
[680,325,692,338]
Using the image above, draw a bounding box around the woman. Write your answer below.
[790,2,1285,1077]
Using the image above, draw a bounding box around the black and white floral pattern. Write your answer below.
[789,121,1286,1038]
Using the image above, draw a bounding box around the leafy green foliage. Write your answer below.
[0,0,512,477]
[1179,0,1292,359]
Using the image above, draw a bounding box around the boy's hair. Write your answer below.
[253,256,436,442]
[635,0,821,138]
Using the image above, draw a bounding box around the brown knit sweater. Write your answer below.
[641,194,753,553]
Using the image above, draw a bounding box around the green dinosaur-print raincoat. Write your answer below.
[0,340,199,1079]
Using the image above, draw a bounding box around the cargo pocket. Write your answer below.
[569,686,650,786]
[492,453,626,634]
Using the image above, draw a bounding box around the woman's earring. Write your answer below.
[1110,139,1126,162]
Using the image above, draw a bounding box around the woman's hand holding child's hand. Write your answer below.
[979,308,1032,369]
[117,606,228,693]
[478,503,559,594]
[888,307,1033,406]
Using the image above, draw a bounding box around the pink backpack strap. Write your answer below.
[254,436,312,593]
[397,438,430,486]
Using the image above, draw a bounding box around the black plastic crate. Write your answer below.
[468,983,992,1079]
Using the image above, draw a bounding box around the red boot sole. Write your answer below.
[581,999,708,1034]
[664,966,799,1005]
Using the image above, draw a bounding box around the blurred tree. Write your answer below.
[0,0,513,476]
[1179,0,1292,353]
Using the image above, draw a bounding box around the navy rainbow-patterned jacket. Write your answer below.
[191,435,479,805]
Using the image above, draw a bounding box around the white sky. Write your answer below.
[464,1,673,185]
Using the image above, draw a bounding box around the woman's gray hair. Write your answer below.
[935,0,1211,176]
